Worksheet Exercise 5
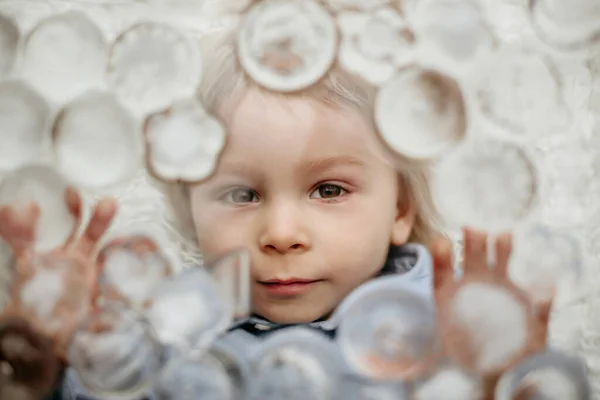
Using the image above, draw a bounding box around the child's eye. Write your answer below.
[222,188,259,204]
[310,183,347,199]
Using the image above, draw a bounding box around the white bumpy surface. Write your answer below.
[0,0,598,396]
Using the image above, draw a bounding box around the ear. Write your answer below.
[391,193,416,246]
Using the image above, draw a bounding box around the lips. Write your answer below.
[262,278,316,285]
[259,278,321,297]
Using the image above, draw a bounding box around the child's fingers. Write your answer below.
[532,299,553,351]
[0,202,39,256]
[462,227,488,273]
[481,373,502,400]
[494,232,513,277]
[76,199,118,257]
[65,186,82,219]
[63,187,84,247]
[3,202,39,239]
[0,206,16,241]
[431,236,454,293]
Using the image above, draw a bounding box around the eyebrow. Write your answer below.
[215,155,367,181]
[301,155,367,174]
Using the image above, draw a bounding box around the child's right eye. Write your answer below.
[222,187,259,204]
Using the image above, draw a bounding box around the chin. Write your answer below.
[259,306,332,325]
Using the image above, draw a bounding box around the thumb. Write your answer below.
[431,237,454,294]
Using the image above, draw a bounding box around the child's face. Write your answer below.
[189,88,415,323]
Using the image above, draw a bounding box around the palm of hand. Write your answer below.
[431,228,553,399]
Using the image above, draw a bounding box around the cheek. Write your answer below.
[192,206,253,262]
[341,190,398,232]
[334,232,391,270]
[320,195,396,269]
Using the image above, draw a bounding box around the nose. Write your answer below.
[258,201,310,254]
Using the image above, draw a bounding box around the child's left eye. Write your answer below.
[310,183,347,199]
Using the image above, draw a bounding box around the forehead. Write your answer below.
[219,88,390,167]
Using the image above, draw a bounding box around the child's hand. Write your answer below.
[430,228,553,398]
[0,187,117,360]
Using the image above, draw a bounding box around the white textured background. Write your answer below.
[0,0,599,396]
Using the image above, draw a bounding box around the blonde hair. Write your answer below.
[167,28,442,255]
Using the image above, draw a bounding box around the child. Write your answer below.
[166,28,442,329]
[1,29,549,400]
[44,27,441,399]
[160,33,551,398]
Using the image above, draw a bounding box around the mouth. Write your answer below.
[259,278,322,297]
